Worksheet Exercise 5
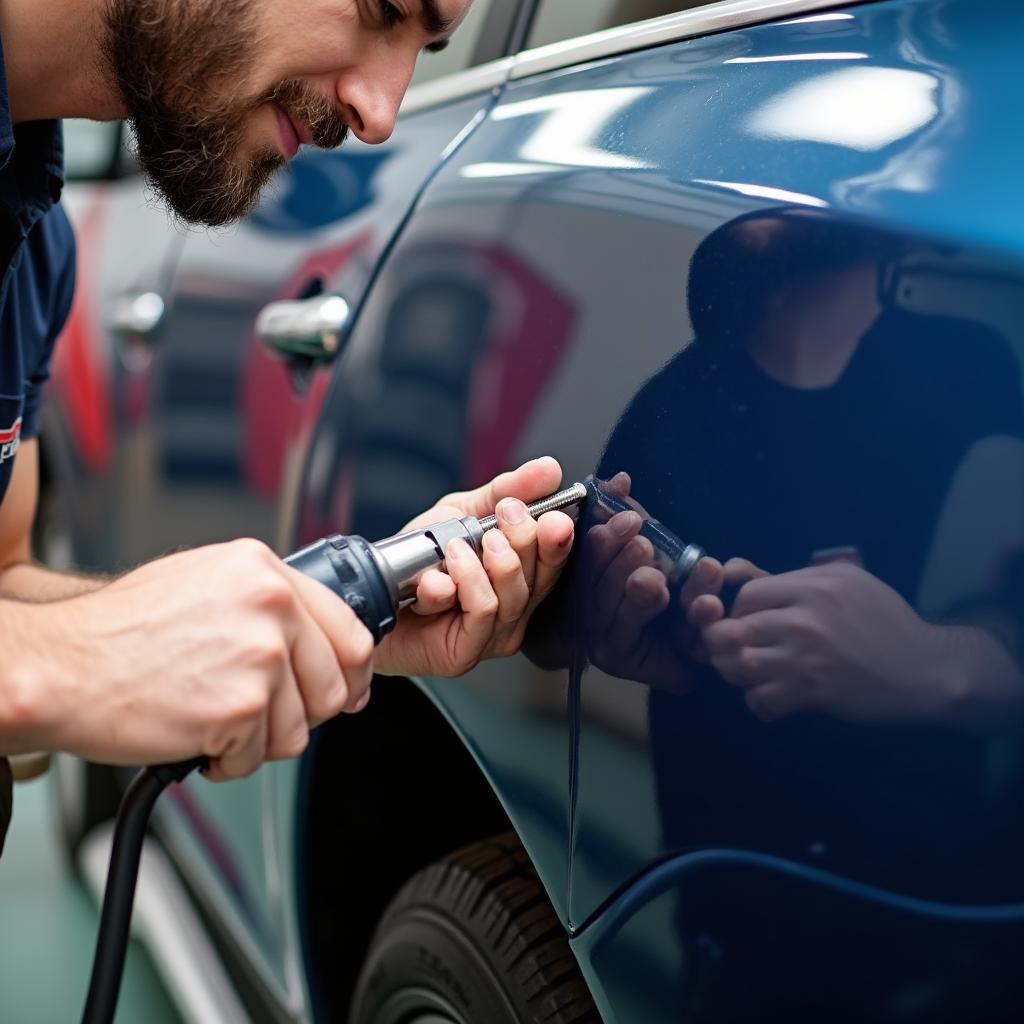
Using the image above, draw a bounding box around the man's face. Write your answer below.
[104,0,471,226]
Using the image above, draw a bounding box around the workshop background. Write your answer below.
[0,775,180,1021]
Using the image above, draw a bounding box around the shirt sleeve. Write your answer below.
[20,202,76,440]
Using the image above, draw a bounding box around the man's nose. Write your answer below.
[337,69,410,146]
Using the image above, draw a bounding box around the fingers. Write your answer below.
[722,557,769,587]
[410,568,457,615]
[711,644,790,689]
[731,573,797,618]
[443,538,500,664]
[586,511,642,589]
[702,608,797,689]
[443,457,563,521]
[605,470,632,497]
[480,528,530,624]
[745,682,806,722]
[495,498,539,590]
[593,531,655,625]
[206,711,269,782]
[687,594,725,628]
[530,510,574,608]
[266,663,311,760]
[283,565,374,717]
[680,557,724,609]
[605,565,670,654]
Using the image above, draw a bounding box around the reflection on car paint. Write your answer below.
[293,2,1024,1019]
[583,206,1024,891]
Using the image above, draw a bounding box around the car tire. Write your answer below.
[350,832,600,1024]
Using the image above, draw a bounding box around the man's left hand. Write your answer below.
[373,457,575,680]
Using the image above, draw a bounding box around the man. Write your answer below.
[0,0,576,853]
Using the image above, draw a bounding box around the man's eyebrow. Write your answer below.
[421,0,455,37]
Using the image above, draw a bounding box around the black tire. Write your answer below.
[350,833,601,1024]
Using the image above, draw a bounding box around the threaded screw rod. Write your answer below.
[477,482,588,533]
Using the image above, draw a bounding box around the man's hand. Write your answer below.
[701,560,1024,728]
[373,457,575,679]
[11,538,373,781]
[582,472,723,689]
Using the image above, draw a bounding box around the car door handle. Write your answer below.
[256,293,351,362]
[109,291,166,339]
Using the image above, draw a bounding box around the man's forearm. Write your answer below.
[0,560,110,602]
[0,598,68,755]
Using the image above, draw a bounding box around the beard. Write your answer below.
[103,0,348,226]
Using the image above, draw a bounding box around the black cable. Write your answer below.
[81,756,206,1024]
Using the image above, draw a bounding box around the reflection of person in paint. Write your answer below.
[595,211,1024,728]
[589,209,1024,898]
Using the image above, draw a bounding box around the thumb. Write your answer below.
[446,457,564,519]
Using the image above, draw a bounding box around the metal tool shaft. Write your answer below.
[477,482,588,533]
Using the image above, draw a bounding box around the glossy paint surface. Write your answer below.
[299,0,1024,1019]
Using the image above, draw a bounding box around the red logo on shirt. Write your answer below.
[0,417,22,464]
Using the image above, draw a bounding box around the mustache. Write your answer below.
[267,79,349,150]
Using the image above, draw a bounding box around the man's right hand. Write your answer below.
[20,539,373,780]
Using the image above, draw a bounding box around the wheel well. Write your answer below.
[298,677,515,1022]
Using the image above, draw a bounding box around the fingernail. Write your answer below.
[355,689,372,712]
[445,538,466,561]
[500,498,527,525]
[485,529,510,553]
[611,511,638,536]
[558,532,573,550]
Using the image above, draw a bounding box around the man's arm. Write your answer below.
[0,439,108,601]
[0,448,574,779]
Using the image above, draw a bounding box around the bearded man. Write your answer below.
[0,0,576,853]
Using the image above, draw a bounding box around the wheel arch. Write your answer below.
[296,676,550,1022]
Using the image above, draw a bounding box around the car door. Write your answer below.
[140,1,527,1012]
[48,121,186,571]
[508,2,1024,1023]
[299,0,1024,1021]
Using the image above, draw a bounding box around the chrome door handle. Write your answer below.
[109,291,166,339]
[256,293,351,362]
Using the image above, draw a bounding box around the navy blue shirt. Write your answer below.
[0,36,76,855]
[0,36,76,506]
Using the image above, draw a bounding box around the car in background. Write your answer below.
[47,0,1024,1021]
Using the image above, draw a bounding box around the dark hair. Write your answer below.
[687,207,908,341]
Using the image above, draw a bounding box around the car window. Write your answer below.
[409,0,508,88]
[527,0,712,49]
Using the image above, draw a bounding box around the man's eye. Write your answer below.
[377,0,403,27]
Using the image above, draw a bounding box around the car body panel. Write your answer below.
[299,1,1024,1020]
[569,845,1024,1023]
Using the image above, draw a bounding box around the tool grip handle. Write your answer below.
[285,533,396,644]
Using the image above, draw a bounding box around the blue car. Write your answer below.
[50,0,1024,1021]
